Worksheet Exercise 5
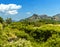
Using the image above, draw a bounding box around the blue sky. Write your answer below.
[0,0,60,21]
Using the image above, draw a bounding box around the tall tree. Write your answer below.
[6,18,12,24]
[0,17,4,23]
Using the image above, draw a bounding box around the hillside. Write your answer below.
[0,14,60,47]
[20,14,60,22]
[0,22,60,47]
[53,14,60,21]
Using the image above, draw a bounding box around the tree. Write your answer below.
[6,18,12,24]
[0,17,4,23]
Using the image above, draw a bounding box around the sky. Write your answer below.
[0,0,60,21]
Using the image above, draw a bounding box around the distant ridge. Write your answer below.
[20,14,60,22]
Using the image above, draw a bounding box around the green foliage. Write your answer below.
[0,17,4,23]
[0,17,60,47]
[5,18,12,24]
[1,38,33,47]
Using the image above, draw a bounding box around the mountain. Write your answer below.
[20,14,52,22]
[53,14,60,21]
[26,14,41,22]
[20,14,60,22]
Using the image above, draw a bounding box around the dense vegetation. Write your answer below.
[0,15,60,47]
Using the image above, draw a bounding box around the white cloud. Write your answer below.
[7,10,18,15]
[0,4,22,15]
[26,12,31,15]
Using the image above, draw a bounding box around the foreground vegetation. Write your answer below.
[0,17,60,47]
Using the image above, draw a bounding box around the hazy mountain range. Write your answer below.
[20,14,60,22]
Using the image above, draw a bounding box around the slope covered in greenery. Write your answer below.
[0,15,60,47]
[0,22,60,47]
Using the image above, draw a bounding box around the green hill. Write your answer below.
[0,14,60,47]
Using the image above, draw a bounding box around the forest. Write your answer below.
[0,14,60,47]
